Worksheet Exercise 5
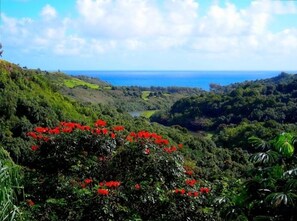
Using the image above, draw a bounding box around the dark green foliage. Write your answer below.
[152,73,297,132]
[216,133,297,221]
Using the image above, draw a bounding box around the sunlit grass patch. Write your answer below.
[64,78,99,89]
[141,91,151,100]
[140,110,156,118]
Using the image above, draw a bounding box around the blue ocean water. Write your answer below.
[63,70,293,91]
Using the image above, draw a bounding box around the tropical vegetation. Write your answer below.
[0,59,296,220]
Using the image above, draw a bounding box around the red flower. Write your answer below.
[138,131,151,139]
[102,128,108,135]
[31,145,39,151]
[26,199,35,206]
[97,189,109,195]
[163,146,178,153]
[126,136,134,142]
[105,181,121,188]
[110,133,116,139]
[193,191,199,197]
[42,136,50,142]
[200,187,210,194]
[35,127,48,133]
[94,129,101,134]
[27,132,38,139]
[135,184,141,190]
[113,126,125,131]
[94,119,106,127]
[185,179,197,187]
[80,126,91,131]
[129,132,137,137]
[48,127,60,134]
[174,189,186,195]
[62,127,73,133]
[99,181,121,188]
[144,148,150,155]
[178,143,183,148]
[98,156,106,161]
[155,138,169,146]
[84,178,93,184]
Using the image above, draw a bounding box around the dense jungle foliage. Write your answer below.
[0,59,297,220]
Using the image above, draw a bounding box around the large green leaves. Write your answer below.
[265,192,297,207]
[248,136,271,151]
[273,133,295,157]
[249,150,278,165]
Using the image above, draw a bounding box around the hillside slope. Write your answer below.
[44,71,203,112]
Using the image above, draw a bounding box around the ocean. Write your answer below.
[63,70,293,91]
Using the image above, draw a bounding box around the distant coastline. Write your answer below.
[63,70,295,90]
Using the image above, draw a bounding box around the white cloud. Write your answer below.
[40,4,57,21]
[1,0,297,69]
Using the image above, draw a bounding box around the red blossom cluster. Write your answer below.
[96,180,121,196]
[163,146,177,154]
[199,187,210,194]
[94,119,107,127]
[126,131,169,146]
[135,183,141,190]
[31,145,39,151]
[174,188,186,195]
[113,126,125,131]
[93,128,109,135]
[81,178,93,188]
[184,166,194,176]
[27,120,126,151]
[27,131,49,141]
[185,179,198,187]
[97,189,109,195]
[187,191,199,197]
[174,186,209,197]
[174,188,199,197]
[99,181,121,188]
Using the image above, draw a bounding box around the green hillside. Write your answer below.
[0,60,296,220]
[42,71,203,112]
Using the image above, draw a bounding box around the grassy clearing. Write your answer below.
[140,110,156,118]
[141,91,151,100]
[64,78,99,89]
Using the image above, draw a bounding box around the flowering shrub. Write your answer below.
[25,120,213,220]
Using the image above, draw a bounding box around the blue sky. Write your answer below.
[1,0,297,70]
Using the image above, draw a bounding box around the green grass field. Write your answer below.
[64,78,100,89]
[140,110,156,118]
[141,91,151,100]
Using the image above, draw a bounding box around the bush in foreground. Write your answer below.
[24,120,213,220]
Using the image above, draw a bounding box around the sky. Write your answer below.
[1,0,297,70]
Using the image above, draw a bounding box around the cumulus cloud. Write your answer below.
[40,4,57,21]
[1,0,297,67]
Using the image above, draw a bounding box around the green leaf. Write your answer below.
[248,136,271,151]
[273,133,294,157]
[283,168,297,178]
[249,151,278,165]
[265,192,296,207]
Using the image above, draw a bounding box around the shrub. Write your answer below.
[24,120,213,220]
